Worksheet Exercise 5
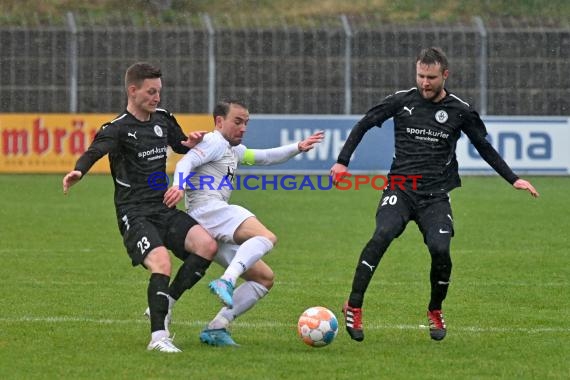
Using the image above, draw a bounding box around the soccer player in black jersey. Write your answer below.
[62,62,217,352]
[330,47,539,342]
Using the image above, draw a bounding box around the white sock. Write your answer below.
[208,281,269,329]
[221,236,273,285]
[151,330,169,342]
[168,295,176,310]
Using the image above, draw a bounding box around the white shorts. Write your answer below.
[189,200,254,244]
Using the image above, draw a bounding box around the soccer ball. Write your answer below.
[297,306,338,347]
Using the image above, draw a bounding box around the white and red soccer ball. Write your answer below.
[297,306,338,347]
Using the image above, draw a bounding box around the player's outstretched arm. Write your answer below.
[513,178,539,198]
[298,130,325,152]
[245,130,325,166]
[181,131,208,149]
[63,170,83,194]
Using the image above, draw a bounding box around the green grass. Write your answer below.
[0,174,569,379]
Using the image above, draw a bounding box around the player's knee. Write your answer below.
[253,233,277,249]
[428,243,448,258]
[186,226,218,260]
[144,248,172,275]
[426,237,450,260]
[371,224,399,245]
[264,231,277,246]
[428,245,452,277]
[257,268,275,290]
[202,238,218,259]
[430,252,452,268]
[244,263,274,290]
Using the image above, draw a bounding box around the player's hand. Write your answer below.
[513,179,539,198]
[298,130,325,152]
[63,170,82,194]
[182,131,208,149]
[163,185,184,208]
[329,163,348,185]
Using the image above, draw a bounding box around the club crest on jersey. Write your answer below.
[435,110,448,124]
[154,125,163,137]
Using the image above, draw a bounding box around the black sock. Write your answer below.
[169,253,212,301]
[428,263,451,310]
[348,238,387,308]
[148,273,170,333]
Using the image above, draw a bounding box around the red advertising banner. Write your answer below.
[0,114,212,173]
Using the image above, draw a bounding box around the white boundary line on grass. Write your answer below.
[1,316,569,334]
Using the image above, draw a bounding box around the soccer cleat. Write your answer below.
[427,309,447,341]
[342,302,364,341]
[147,336,182,353]
[199,328,240,347]
[208,279,235,308]
[143,307,172,336]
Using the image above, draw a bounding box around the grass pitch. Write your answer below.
[0,174,568,379]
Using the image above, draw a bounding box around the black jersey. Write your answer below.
[337,88,518,193]
[74,108,189,212]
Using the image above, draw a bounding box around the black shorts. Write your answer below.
[117,206,199,266]
[375,188,454,240]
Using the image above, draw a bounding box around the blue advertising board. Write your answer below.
[241,115,394,174]
[241,115,570,175]
[456,116,570,175]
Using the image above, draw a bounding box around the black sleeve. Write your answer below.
[74,123,118,176]
[337,96,398,166]
[461,110,519,184]
[166,112,190,155]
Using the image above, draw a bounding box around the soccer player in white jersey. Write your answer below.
[163,99,324,346]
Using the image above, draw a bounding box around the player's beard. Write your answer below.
[420,86,441,102]
[221,130,242,146]
[420,81,445,102]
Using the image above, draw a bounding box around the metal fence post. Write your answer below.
[66,11,78,113]
[473,16,488,115]
[201,13,216,113]
[340,14,352,115]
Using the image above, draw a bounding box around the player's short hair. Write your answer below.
[124,62,162,91]
[213,99,248,122]
[416,47,449,73]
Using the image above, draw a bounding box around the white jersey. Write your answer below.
[173,129,301,242]
[174,130,246,211]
